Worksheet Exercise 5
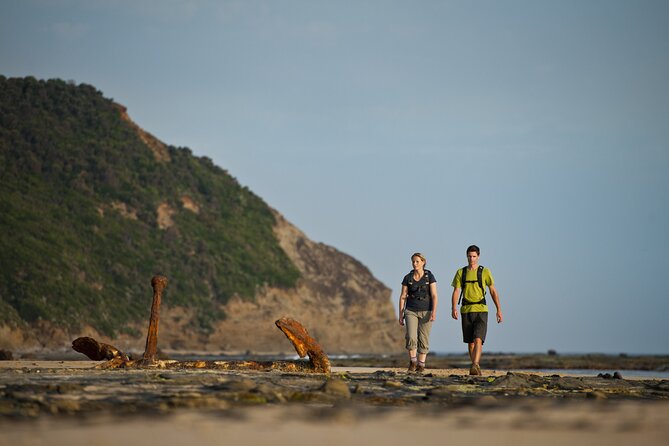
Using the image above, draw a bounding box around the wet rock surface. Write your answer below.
[1,366,667,421]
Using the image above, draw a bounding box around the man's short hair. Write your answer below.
[466,245,480,255]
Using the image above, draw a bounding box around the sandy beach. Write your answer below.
[1,360,668,446]
[4,403,668,446]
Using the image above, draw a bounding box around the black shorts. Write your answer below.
[461,311,488,344]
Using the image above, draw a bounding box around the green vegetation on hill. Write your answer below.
[0,76,300,335]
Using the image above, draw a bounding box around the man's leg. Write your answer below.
[469,338,482,364]
[468,312,488,375]
[468,339,483,375]
[463,312,475,366]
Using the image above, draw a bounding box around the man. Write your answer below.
[451,245,503,376]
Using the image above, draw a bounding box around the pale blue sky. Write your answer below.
[2,0,668,353]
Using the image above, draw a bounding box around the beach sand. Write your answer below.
[4,403,669,446]
[1,360,668,446]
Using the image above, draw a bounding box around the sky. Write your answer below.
[2,0,668,354]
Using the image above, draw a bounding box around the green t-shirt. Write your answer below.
[451,266,494,313]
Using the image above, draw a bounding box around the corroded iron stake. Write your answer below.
[143,275,168,363]
[275,317,330,373]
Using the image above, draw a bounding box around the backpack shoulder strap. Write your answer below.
[477,265,485,295]
[458,266,467,305]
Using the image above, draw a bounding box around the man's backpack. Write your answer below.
[458,265,486,306]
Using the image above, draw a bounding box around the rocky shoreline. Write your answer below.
[1,360,668,445]
[1,360,668,419]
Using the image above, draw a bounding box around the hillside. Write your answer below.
[0,76,402,354]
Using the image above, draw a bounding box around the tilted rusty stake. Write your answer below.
[275,317,330,373]
[142,275,168,363]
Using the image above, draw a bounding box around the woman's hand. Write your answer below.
[398,312,405,326]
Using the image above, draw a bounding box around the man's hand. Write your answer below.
[496,310,503,323]
[451,307,458,320]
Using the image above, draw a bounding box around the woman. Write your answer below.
[398,252,438,373]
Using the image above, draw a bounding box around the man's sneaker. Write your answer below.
[408,361,417,373]
[469,363,482,376]
[416,363,425,374]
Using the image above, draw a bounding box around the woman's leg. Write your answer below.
[404,310,419,370]
[416,311,433,369]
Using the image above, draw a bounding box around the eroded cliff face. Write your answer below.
[203,211,404,354]
[1,212,403,355]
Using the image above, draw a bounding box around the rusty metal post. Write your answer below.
[142,275,168,363]
[275,317,330,373]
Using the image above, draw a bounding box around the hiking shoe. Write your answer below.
[469,363,482,376]
[407,361,417,373]
[416,364,425,374]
